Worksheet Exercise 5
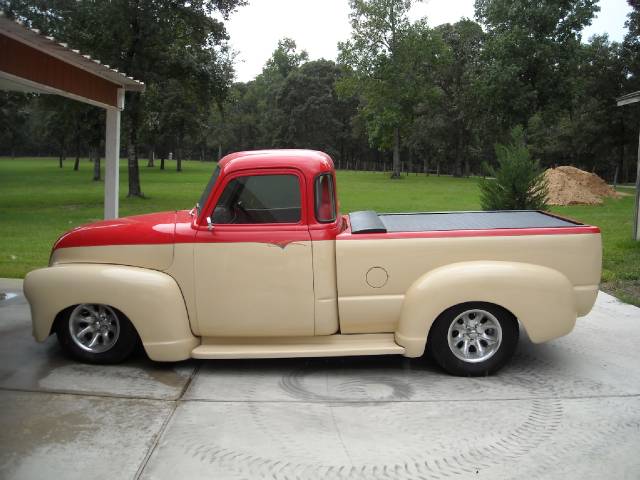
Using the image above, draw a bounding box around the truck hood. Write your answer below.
[54,211,178,249]
[50,211,182,271]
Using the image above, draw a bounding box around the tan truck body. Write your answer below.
[24,150,602,372]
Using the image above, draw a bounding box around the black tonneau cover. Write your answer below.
[348,210,581,234]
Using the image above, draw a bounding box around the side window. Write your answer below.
[315,173,336,223]
[211,174,301,224]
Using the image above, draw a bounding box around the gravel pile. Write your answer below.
[544,166,620,205]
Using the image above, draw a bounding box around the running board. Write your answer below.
[191,333,405,359]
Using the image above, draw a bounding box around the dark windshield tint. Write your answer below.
[198,166,221,213]
[212,174,301,224]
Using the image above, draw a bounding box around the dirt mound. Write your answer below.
[544,166,620,206]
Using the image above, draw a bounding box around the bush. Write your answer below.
[480,126,548,211]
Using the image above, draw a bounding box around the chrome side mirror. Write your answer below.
[206,216,214,231]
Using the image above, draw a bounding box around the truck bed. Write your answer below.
[348,210,581,234]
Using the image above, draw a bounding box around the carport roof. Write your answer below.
[0,12,144,98]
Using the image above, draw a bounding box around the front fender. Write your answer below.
[395,261,575,357]
[24,264,198,361]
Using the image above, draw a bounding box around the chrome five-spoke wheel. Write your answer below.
[69,304,121,353]
[447,309,502,363]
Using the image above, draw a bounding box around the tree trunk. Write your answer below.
[127,134,143,197]
[59,145,65,168]
[59,152,63,168]
[125,94,143,197]
[147,149,155,167]
[122,1,144,196]
[92,148,101,181]
[176,134,183,172]
[74,138,81,171]
[391,127,401,179]
[160,156,165,170]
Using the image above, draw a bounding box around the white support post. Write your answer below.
[104,89,124,219]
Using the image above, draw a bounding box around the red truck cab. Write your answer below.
[195,149,343,243]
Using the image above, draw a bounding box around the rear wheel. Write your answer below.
[55,303,138,364]
[427,302,519,376]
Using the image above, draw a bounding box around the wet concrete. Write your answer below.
[0,391,172,480]
[0,279,197,400]
[1,279,639,479]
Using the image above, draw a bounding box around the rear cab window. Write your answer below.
[315,173,336,223]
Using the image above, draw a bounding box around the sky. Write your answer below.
[223,0,633,82]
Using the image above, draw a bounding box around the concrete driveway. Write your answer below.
[1,278,639,480]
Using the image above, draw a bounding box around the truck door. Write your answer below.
[193,169,315,337]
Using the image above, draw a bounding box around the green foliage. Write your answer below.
[264,38,309,78]
[411,19,485,177]
[0,92,30,158]
[474,0,600,126]
[274,60,356,158]
[479,127,548,211]
[338,0,422,176]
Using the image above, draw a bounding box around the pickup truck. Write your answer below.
[24,149,602,376]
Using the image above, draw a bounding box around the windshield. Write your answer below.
[197,166,221,215]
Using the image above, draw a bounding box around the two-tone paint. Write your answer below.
[24,149,602,361]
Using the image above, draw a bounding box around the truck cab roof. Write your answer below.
[218,149,335,178]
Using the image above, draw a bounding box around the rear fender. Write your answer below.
[395,261,575,357]
[24,264,198,361]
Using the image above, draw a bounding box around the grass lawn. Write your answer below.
[1,156,638,305]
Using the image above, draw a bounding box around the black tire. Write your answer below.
[427,302,519,376]
[55,304,139,364]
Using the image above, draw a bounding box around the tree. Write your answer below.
[208,38,311,155]
[255,38,308,148]
[527,35,624,176]
[265,38,309,78]
[338,0,416,178]
[0,92,30,158]
[475,0,600,129]
[430,20,485,176]
[274,60,358,159]
[480,126,548,210]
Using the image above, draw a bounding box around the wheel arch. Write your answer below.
[24,263,198,361]
[395,260,576,357]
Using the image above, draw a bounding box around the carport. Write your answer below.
[0,13,144,219]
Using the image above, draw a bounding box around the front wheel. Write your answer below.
[427,302,519,376]
[55,303,138,364]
